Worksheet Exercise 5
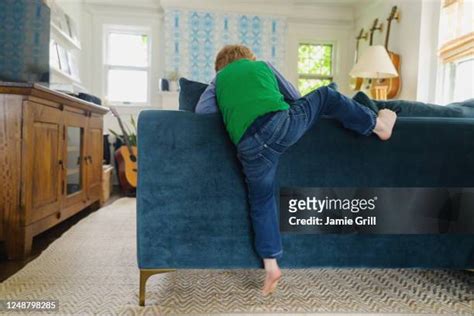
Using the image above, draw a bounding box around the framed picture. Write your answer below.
[57,45,70,75]
[66,15,79,43]
[57,12,69,33]
[67,51,80,80]
[49,40,60,70]
[49,1,63,29]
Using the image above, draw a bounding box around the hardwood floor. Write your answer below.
[0,188,124,282]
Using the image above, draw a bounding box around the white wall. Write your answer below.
[57,0,445,117]
[73,0,356,133]
[81,3,164,136]
[353,0,441,101]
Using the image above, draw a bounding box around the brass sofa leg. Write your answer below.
[139,269,176,306]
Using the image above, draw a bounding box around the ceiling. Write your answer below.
[165,0,363,6]
[84,0,365,9]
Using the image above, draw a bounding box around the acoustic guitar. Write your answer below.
[349,28,368,91]
[110,107,137,191]
[369,18,383,48]
[372,6,401,99]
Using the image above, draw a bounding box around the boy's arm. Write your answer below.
[266,62,301,102]
[195,78,219,114]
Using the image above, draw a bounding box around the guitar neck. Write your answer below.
[385,6,398,50]
[384,20,392,49]
[355,40,360,62]
[114,112,134,153]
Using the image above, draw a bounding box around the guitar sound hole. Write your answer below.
[130,155,137,162]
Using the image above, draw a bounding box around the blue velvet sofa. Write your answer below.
[136,97,474,305]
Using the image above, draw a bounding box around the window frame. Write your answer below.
[103,24,152,107]
[437,55,473,103]
[297,41,336,88]
[435,0,473,104]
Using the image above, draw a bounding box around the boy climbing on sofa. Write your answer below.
[195,45,397,295]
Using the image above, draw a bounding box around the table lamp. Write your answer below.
[349,45,398,100]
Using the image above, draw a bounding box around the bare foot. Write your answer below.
[262,259,281,296]
[373,109,397,141]
[262,268,281,295]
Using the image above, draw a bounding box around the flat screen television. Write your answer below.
[0,0,50,84]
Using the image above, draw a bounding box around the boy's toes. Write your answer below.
[375,109,397,141]
[262,269,282,296]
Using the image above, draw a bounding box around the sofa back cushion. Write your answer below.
[178,78,208,112]
[178,77,474,118]
[375,99,474,118]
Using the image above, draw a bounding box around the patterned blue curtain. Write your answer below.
[164,9,287,83]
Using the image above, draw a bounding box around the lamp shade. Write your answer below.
[349,45,399,79]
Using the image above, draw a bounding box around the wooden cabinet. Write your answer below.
[85,116,104,202]
[0,83,108,259]
[23,101,63,225]
[62,110,87,210]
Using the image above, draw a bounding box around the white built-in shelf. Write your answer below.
[50,66,81,84]
[51,23,81,50]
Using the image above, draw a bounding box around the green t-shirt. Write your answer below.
[216,59,289,144]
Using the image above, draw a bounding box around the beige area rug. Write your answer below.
[0,197,473,315]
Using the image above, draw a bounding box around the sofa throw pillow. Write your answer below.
[450,101,474,118]
[449,99,474,108]
[352,91,381,115]
[178,78,209,112]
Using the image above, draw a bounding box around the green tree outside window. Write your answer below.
[298,43,333,95]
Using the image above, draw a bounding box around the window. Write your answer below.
[436,0,473,103]
[297,43,334,95]
[104,26,151,105]
[438,57,473,103]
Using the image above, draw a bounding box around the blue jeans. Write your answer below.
[236,86,376,259]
